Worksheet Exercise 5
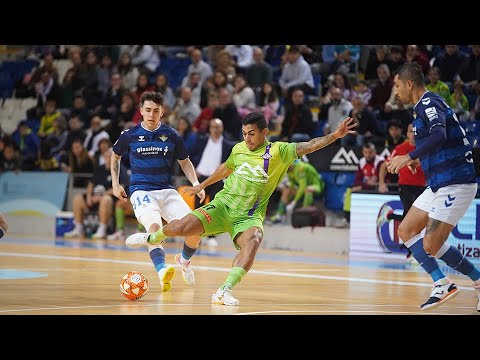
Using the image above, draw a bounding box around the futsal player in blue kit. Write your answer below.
[387,62,480,311]
[110,91,205,292]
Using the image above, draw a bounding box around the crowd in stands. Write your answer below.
[1,44,479,235]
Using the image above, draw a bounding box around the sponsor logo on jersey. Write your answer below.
[235,162,268,183]
[425,106,439,121]
[136,145,169,155]
[197,208,212,223]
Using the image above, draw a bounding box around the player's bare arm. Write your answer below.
[110,152,128,201]
[177,158,206,203]
[296,117,356,157]
[184,162,233,197]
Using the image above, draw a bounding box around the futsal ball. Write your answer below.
[120,271,149,300]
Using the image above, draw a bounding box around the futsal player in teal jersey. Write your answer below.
[126,111,356,305]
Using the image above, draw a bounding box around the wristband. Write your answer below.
[192,181,200,186]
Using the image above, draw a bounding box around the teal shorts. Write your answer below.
[191,198,263,250]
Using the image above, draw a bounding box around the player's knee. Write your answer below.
[423,240,439,257]
[397,222,409,241]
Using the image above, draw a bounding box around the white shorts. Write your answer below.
[412,183,478,226]
[130,189,192,230]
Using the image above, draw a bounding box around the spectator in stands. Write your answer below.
[448,80,470,121]
[175,87,202,125]
[364,45,392,82]
[342,95,379,147]
[333,72,356,102]
[245,46,273,100]
[130,45,160,76]
[258,81,280,124]
[471,81,480,120]
[190,118,236,246]
[65,115,87,151]
[433,45,468,85]
[40,115,68,169]
[182,72,205,108]
[324,87,353,137]
[225,45,254,75]
[193,91,218,135]
[93,138,113,166]
[74,50,100,109]
[331,45,361,74]
[278,88,315,142]
[269,159,325,224]
[117,52,139,92]
[385,119,406,152]
[153,73,176,115]
[177,116,198,155]
[106,195,136,240]
[356,79,372,104]
[181,47,213,86]
[38,99,61,138]
[0,143,21,173]
[426,66,450,100]
[60,138,95,188]
[110,92,138,138]
[384,85,413,129]
[11,120,40,171]
[64,148,128,239]
[97,54,117,98]
[32,69,60,117]
[84,115,110,158]
[458,44,480,91]
[96,74,124,121]
[278,46,315,99]
[388,45,405,74]
[232,74,257,118]
[57,68,75,110]
[343,142,385,224]
[212,70,234,95]
[70,94,92,128]
[132,72,155,107]
[212,87,242,141]
[405,45,430,75]
[215,50,236,83]
[368,63,394,120]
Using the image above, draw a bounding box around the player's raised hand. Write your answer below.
[333,117,357,139]
[196,189,206,204]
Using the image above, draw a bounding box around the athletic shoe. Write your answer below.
[174,253,195,286]
[125,232,150,248]
[269,214,283,224]
[158,266,175,292]
[376,203,393,228]
[474,284,480,312]
[107,230,125,240]
[206,237,219,247]
[92,228,107,239]
[211,287,239,306]
[64,227,84,238]
[420,281,460,310]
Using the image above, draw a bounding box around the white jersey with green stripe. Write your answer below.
[215,140,298,220]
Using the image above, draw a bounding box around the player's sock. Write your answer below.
[181,243,197,262]
[148,228,167,244]
[436,243,480,282]
[137,223,145,232]
[221,267,247,290]
[149,247,166,272]
[404,234,446,282]
[115,207,125,232]
[275,201,286,216]
[303,192,313,207]
[388,213,403,221]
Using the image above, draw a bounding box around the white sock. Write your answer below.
[180,255,190,265]
[96,223,107,234]
[434,277,450,286]
[74,222,84,231]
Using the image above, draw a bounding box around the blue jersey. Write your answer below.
[412,91,477,192]
[113,123,189,194]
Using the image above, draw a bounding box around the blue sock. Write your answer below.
[405,235,445,282]
[149,247,166,272]
[437,243,480,282]
[182,243,197,261]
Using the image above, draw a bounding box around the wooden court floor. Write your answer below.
[0,233,479,315]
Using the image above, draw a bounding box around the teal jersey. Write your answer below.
[215,140,298,220]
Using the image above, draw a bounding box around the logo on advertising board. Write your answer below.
[330,147,359,171]
[376,200,409,254]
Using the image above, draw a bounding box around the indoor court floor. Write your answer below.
[0,232,479,315]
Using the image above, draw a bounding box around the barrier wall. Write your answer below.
[350,192,480,264]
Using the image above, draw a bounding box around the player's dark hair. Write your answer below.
[140,91,164,107]
[242,111,267,130]
[395,62,425,87]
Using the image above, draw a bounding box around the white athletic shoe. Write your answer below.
[64,227,84,238]
[107,230,125,240]
[211,287,239,306]
[174,253,195,286]
[420,281,459,310]
[376,203,393,228]
[125,232,150,248]
[474,284,480,312]
[158,266,175,292]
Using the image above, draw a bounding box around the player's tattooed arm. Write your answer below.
[111,152,121,187]
[296,133,338,157]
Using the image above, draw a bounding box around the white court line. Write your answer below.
[236,310,463,315]
[0,251,476,292]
